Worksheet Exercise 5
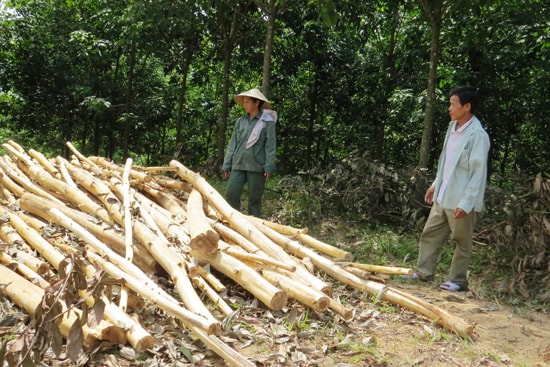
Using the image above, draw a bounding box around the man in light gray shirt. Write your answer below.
[413,86,490,292]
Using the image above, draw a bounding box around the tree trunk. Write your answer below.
[170,160,332,295]
[375,1,400,160]
[176,42,193,147]
[123,42,136,160]
[261,0,277,97]
[418,0,444,169]
[216,8,240,167]
[306,78,319,168]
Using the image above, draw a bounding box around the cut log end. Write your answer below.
[189,233,219,256]
[99,324,128,345]
[269,290,288,311]
[312,296,330,313]
[206,321,222,335]
[319,284,333,297]
[328,298,354,321]
[133,335,155,352]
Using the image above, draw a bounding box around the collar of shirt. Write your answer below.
[452,117,474,134]
[245,112,261,124]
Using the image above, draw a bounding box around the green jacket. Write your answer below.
[222,112,277,173]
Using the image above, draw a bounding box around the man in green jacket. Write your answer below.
[222,88,277,217]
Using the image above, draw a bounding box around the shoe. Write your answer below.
[439,281,463,292]
[400,273,433,282]
[401,273,419,280]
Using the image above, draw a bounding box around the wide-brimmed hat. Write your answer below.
[234,88,272,110]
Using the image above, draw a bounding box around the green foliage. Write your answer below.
[1,0,547,175]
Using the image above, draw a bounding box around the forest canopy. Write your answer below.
[0,0,548,178]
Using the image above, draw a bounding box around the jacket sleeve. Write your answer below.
[262,121,277,173]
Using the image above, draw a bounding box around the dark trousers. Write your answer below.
[226,170,266,217]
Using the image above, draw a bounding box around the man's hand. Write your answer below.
[223,170,231,179]
[453,208,467,219]
[424,186,435,205]
[264,172,271,179]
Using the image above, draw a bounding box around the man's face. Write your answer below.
[448,95,470,123]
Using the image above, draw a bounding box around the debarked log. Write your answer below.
[4,141,114,224]
[186,189,219,255]
[261,269,330,312]
[0,140,478,364]
[251,217,353,261]
[190,247,288,311]
[58,164,219,331]
[17,195,219,334]
[338,262,414,276]
[86,252,218,334]
[0,250,50,289]
[170,160,332,295]
[20,192,161,275]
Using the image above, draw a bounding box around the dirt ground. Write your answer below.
[223,277,549,367]
[228,278,550,367]
[373,281,550,367]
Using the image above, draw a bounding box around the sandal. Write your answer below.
[439,281,463,292]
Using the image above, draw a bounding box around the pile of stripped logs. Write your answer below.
[0,140,474,366]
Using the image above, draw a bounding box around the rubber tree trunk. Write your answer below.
[418,0,444,169]
[261,0,277,98]
[216,7,241,167]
